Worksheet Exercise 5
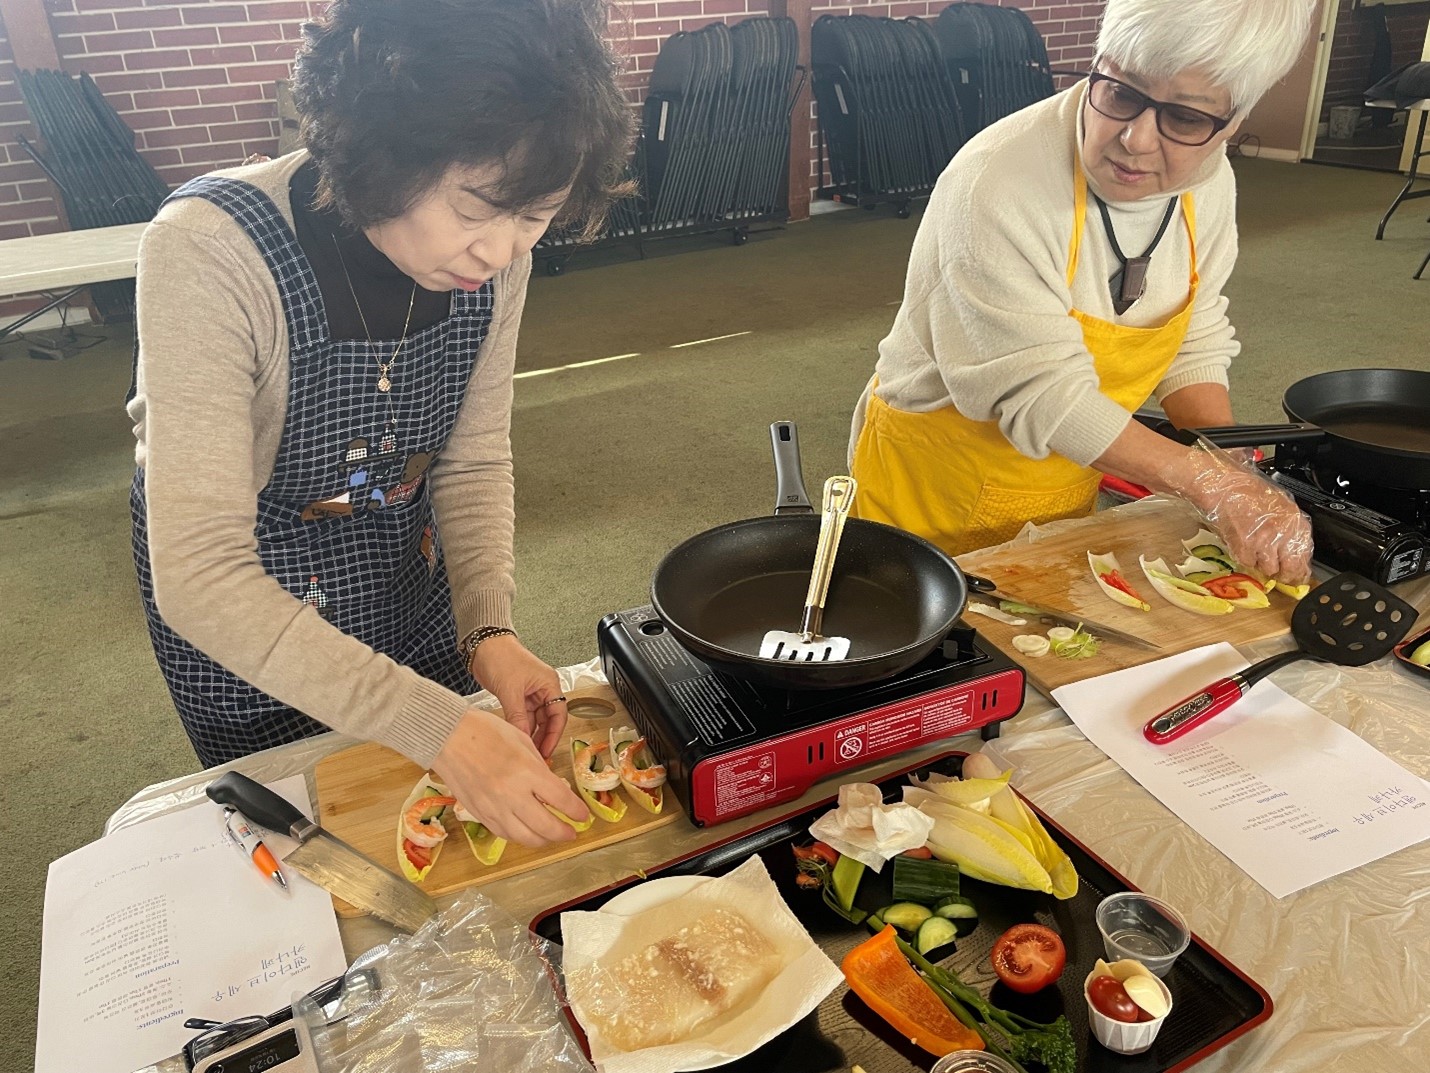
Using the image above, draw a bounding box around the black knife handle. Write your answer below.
[207,771,314,841]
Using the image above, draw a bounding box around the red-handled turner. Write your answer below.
[1143,572,1416,745]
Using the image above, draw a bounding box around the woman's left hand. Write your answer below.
[468,634,567,760]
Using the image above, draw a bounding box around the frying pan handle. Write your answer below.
[770,421,814,515]
[800,476,857,639]
[1159,423,1327,449]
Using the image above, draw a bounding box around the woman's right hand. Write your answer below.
[431,709,590,846]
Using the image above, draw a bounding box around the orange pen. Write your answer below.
[222,806,288,890]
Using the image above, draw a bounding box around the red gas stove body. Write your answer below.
[597,607,1025,827]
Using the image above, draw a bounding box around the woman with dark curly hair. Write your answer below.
[127,0,632,847]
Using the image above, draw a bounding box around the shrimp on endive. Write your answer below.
[403,794,455,848]
[573,741,622,792]
[617,737,668,790]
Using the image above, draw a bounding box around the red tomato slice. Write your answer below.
[1202,573,1266,600]
[403,838,431,871]
[990,924,1067,994]
[1087,974,1141,1023]
[1099,569,1146,601]
[899,846,935,860]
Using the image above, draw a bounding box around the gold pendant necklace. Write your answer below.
[333,237,417,394]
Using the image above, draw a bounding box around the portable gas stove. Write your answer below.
[1262,442,1430,585]
[597,608,1025,827]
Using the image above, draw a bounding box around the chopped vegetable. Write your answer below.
[999,600,1044,616]
[933,895,980,935]
[831,853,866,914]
[1089,551,1151,611]
[841,926,986,1057]
[1140,555,1235,616]
[965,602,1027,626]
[990,924,1066,994]
[900,846,935,859]
[892,854,962,904]
[880,902,935,933]
[1048,624,1099,659]
[915,915,960,955]
[1202,572,1270,608]
[1011,634,1051,657]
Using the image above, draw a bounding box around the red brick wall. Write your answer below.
[1321,0,1430,121]
[2,0,1099,244]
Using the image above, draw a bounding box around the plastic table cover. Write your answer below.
[111,501,1430,1073]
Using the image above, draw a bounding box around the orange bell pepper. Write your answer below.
[841,926,984,1056]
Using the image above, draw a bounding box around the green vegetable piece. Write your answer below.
[933,895,980,935]
[915,914,959,955]
[999,600,1043,616]
[831,853,866,913]
[892,854,961,904]
[879,902,934,932]
[1189,543,1228,561]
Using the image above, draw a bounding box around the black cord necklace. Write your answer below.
[1092,193,1179,315]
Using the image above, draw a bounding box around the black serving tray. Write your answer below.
[531,753,1271,1073]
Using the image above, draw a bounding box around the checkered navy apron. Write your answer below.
[132,177,493,767]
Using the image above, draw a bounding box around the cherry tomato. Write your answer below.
[1087,975,1141,1023]
[989,924,1067,994]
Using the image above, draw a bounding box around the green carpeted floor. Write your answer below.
[3,157,1428,1063]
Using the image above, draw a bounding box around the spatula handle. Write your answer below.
[1142,677,1246,745]
[800,475,857,639]
[207,771,317,842]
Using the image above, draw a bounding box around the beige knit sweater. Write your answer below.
[128,151,529,767]
[851,83,1240,468]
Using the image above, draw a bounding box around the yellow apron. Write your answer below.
[851,169,1200,556]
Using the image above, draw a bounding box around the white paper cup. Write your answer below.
[1083,969,1173,1055]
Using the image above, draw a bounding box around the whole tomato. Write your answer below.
[989,924,1067,994]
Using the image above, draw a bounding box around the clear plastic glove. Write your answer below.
[1160,439,1314,584]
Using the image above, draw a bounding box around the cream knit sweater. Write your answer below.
[128,151,528,767]
[851,83,1240,468]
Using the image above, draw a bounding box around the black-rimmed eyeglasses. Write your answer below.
[1087,72,1232,147]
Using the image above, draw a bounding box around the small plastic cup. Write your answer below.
[1084,968,1173,1055]
[930,1051,1021,1073]
[1094,892,1190,978]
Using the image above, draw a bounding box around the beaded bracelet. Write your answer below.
[457,625,517,667]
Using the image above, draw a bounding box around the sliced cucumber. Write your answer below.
[933,895,980,936]
[1189,543,1228,561]
[879,902,934,933]
[915,914,960,956]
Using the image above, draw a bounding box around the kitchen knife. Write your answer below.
[206,771,436,933]
[965,575,1162,651]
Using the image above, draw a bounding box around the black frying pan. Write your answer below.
[1163,368,1430,491]
[650,422,970,690]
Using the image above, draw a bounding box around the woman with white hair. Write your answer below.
[848,0,1317,583]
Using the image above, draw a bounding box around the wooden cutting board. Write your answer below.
[957,498,1298,695]
[313,684,679,916]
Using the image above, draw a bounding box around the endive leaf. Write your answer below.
[919,801,1053,894]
